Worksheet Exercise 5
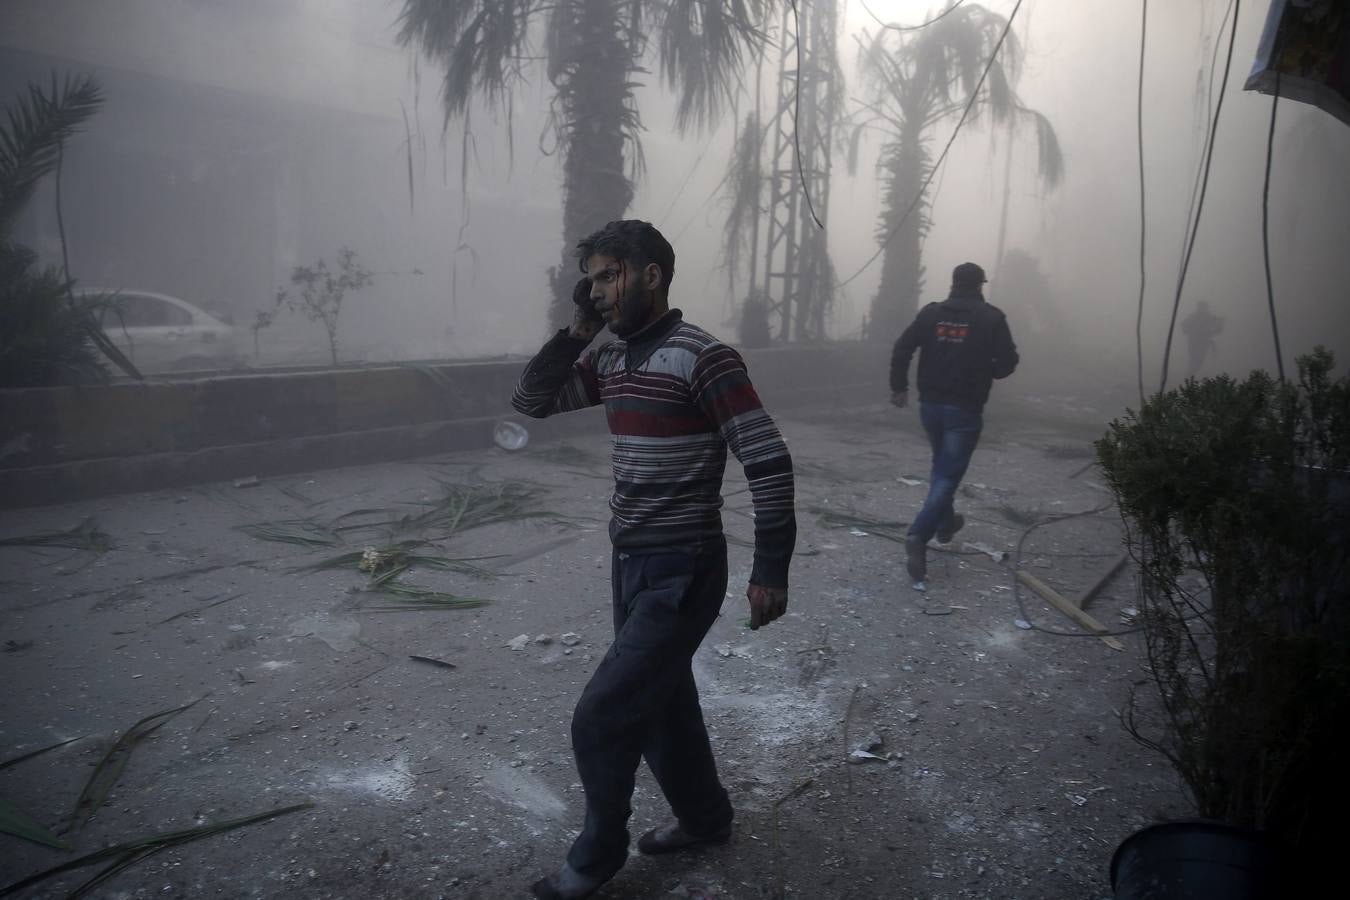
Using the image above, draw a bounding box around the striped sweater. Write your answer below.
[511,309,796,588]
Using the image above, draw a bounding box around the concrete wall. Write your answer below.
[0,344,888,509]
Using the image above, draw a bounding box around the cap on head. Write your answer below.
[952,262,987,287]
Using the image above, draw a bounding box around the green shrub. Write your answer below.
[1097,348,1349,851]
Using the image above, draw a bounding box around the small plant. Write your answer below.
[271,247,373,365]
[298,540,495,584]
[248,308,275,359]
[1096,347,1349,859]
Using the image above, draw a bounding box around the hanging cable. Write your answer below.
[788,0,825,229]
[1005,501,1214,639]
[1261,69,1286,381]
[1008,503,1155,640]
[655,131,717,226]
[1176,0,1236,278]
[920,145,954,260]
[839,0,1026,288]
[859,0,967,32]
[1135,0,1148,407]
[1158,0,1241,394]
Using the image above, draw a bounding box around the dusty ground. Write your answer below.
[1,390,1189,899]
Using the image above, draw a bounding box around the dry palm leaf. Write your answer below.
[0,518,110,553]
[0,798,67,850]
[0,801,313,898]
[236,520,339,547]
[67,700,199,834]
[0,735,84,771]
[356,582,490,612]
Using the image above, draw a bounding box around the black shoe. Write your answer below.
[905,537,927,583]
[530,863,615,900]
[936,513,965,545]
[636,821,732,855]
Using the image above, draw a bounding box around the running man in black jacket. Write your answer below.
[890,262,1019,585]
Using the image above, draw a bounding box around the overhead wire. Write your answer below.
[691,0,978,293]
[1134,0,1148,407]
[788,0,825,229]
[672,165,736,243]
[1006,503,1215,640]
[654,131,718,227]
[1158,0,1241,394]
[1007,503,1157,640]
[917,143,954,261]
[1175,0,1236,277]
[859,0,968,33]
[838,0,1026,288]
[1261,64,1286,381]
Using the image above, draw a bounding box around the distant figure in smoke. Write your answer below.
[1182,300,1224,376]
[512,220,796,899]
[890,262,1019,587]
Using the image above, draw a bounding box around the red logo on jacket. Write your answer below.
[935,321,969,342]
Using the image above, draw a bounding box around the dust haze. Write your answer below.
[3,3,1348,897]
[2,0,1345,382]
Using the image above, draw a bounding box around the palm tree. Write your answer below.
[399,0,772,328]
[720,111,764,304]
[1,74,102,240]
[0,73,139,386]
[851,3,1062,340]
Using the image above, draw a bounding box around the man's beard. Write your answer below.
[608,281,655,338]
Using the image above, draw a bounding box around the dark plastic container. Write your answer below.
[1110,820,1282,900]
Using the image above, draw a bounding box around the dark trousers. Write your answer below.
[565,539,733,877]
[909,401,983,544]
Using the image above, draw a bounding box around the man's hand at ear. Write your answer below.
[568,276,603,341]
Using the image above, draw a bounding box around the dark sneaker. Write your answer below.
[936,512,965,545]
[905,537,927,583]
[637,821,732,855]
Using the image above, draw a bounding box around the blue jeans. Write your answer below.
[909,402,983,544]
[566,539,733,877]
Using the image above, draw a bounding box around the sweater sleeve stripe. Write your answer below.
[511,331,602,418]
[690,344,796,588]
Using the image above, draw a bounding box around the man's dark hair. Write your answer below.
[576,220,675,289]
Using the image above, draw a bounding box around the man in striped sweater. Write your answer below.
[513,220,796,900]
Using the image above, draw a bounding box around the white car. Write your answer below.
[82,289,242,373]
